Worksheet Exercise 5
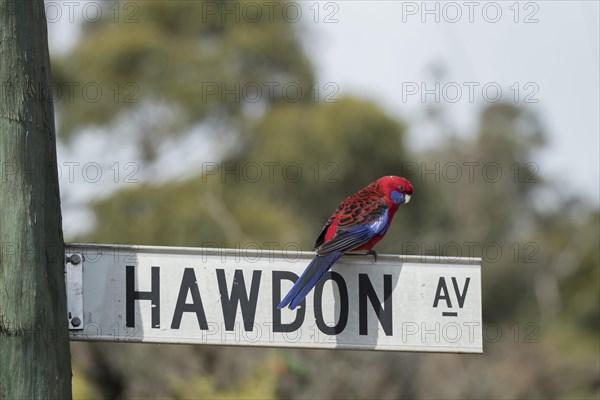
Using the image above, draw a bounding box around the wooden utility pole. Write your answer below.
[0,0,72,398]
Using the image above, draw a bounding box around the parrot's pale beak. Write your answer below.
[404,194,411,204]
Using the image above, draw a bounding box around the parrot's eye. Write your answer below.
[399,185,404,191]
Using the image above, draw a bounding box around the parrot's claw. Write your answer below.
[366,250,378,262]
[346,250,378,261]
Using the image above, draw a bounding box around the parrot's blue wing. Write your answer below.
[316,208,389,255]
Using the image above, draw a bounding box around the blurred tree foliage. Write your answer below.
[53,0,314,161]
[53,1,599,399]
[80,97,412,247]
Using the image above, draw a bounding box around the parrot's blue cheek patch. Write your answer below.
[391,190,402,205]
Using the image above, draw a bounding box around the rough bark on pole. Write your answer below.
[0,0,72,398]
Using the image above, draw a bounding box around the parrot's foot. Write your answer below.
[366,250,378,262]
[346,250,378,261]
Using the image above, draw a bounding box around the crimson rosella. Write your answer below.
[278,175,413,310]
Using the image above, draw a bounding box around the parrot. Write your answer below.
[278,175,413,310]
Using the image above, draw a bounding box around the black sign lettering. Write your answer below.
[126,265,160,328]
[433,276,471,310]
[359,274,393,336]
[272,271,305,332]
[313,272,349,335]
[216,269,262,331]
[451,277,470,308]
[171,268,208,330]
[432,277,452,308]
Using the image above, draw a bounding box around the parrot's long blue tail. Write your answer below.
[277,251,342,310]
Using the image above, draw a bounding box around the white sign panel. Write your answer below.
[66,243,483,353]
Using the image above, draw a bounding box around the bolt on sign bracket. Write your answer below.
[65,253,84,330]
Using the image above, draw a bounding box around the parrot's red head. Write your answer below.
[376,176,413,206]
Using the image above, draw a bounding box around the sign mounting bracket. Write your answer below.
[65,252,84,330]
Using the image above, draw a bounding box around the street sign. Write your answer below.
[65,243,483,353]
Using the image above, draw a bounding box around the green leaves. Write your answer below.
[53,0,314,161]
